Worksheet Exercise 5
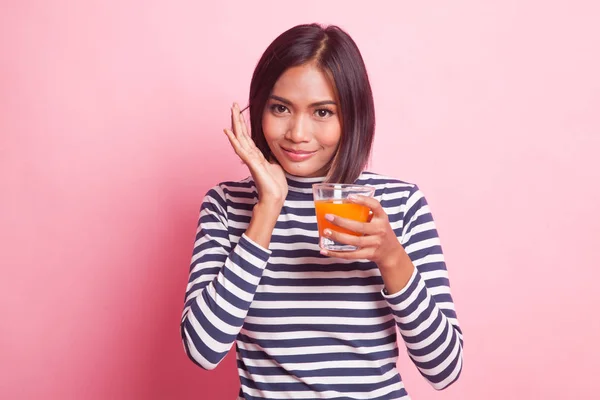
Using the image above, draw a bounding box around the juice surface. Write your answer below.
[314,200,371,236]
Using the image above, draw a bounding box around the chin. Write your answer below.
[280,162,326,178]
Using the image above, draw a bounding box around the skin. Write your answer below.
[261,62,341,179]
[223,62,414,294]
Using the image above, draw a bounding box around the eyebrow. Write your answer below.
[269,95,337,107]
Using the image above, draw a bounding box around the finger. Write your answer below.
[230,104,244,139]
[223,128,241,151]
[324,214,372,235]
[323,228,379,248]
[320,247,372,260]
[238,107,251,139]
[231,104,251,150]
[239,111,259,152]
[223,128,247,162]
[348,194,386,218]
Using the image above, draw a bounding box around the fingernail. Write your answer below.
[324,229,332,236]
[325,214,334,222]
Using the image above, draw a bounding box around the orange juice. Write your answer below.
[314,200,371,236]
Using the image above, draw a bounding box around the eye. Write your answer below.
[315,109,333,118]
[270,104,289,114]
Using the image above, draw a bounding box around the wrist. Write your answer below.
[378,245,410,271]
[256,191,285,208]
[251,202,282,231]
[378,246,415,295]
[246,203,281,249]
[254,200,283,216]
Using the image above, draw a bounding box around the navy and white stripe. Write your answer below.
[181,171,463,399]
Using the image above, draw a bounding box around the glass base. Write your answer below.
[319,236,358,252]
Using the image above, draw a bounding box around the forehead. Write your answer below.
[271,63,337,103]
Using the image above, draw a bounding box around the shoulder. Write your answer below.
[204,176,258,204]
[357,171,420,196]
[357,171,430,218]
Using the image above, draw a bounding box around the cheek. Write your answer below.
[318,124,342,149]
[261,113,285,143]
[261,114,273,141]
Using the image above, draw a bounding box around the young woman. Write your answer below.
[181,23,463,399]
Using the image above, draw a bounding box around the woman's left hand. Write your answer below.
[320,195,406,270]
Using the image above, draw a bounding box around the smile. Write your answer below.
[281,148,317,162]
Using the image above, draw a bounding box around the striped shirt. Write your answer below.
[181,171,463,399]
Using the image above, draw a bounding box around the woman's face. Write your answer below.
[262,63,341,177]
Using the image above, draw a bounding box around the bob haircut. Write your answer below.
[247,23,375,184]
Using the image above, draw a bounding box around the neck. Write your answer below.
[285,172,326,195]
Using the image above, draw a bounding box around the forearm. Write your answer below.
[379,247,462,388]
[182,234,271,369]
[378,246,415,295]
[182,200,281,370]
[384,270,463,389]
[365,184,462,389]
[245,201,282,248]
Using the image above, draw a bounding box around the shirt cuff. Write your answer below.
[381,266,419,300]
[239,233,272,261]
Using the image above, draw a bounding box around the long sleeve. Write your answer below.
[383,185,463,390]
[181,185,271,370]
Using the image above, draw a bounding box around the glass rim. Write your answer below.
[312,183,376,191]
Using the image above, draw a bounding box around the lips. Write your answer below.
[283,148,315,154]
[281,147,317,161]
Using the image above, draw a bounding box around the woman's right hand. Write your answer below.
[223,103,288,207]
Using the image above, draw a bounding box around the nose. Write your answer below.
[285,114,311,143]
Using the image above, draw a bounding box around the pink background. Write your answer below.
[2,1,599,399]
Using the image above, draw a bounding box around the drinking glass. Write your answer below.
[313,183,376,251]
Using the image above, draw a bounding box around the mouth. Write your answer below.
[281,147,317,162]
